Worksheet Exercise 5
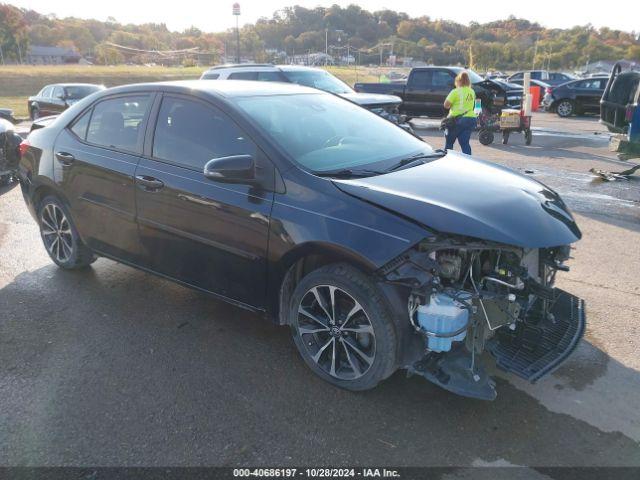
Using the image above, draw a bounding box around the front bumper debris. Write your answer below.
[408,347,497,401]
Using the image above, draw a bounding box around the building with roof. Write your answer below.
[26,46,83,65]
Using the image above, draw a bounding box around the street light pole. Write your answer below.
[233,3,241,63]
[325,28,328,66]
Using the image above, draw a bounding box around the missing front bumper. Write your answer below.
[409,288,586,400]
[487,288,586,383]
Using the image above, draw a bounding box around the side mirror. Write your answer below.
[203,155,255,183]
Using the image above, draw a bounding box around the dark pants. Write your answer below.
[445,116,477,155]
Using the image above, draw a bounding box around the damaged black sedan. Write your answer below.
[17,81,584,400]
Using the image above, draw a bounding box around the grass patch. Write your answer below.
[0,96,29,118]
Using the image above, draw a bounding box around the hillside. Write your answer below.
[0,3,638,70]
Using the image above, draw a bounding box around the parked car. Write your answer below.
[0,117,22,185]
[600,65,640,134]
[17,81,585,401]
[28,83,105,120]
[507,70,575,86]
[201,64,408,128]
[543,77,609,117]
[354,66,523,118]
[484,70,508,80]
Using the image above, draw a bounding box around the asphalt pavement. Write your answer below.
[1,112,639,471]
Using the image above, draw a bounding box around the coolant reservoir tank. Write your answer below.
[417,293,472,352]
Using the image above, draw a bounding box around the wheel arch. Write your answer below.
[32,181,70,211]
[272,242,423,370]
[269,242,378,325]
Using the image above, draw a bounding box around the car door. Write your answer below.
[38,86,54,115]
[404,70,432,115]
[429,69,456,116]
[53,93,154,263]
[573,80,602,111]
[51,86,67,114]
[134,94,275,308]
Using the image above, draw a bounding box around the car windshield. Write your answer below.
[280,70,353,94]
[64,86,101,99]
[235,93,432,173]
[457,69,485,84]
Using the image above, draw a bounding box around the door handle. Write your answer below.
[135,175,164,191]
[55,151,75,165]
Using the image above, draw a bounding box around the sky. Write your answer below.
[8,0,638,34]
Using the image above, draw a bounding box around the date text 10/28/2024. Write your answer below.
[233,469,401,478]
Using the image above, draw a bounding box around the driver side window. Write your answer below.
[152,96,256,171]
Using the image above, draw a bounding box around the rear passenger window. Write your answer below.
[257,72,285,82]
[86,95,150,153]
[202,72,220,79]
[70,110,91,140]
[152,96,256,171]
[229,71,258,80]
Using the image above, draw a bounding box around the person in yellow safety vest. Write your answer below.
[443,71,477,155]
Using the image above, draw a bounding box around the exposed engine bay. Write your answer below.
[379,236,585,400]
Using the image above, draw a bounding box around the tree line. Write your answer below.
[1,3,639,69]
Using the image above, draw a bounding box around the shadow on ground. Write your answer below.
[1,261,639,467]
[0,179,18,198]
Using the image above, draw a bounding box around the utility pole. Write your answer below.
[232,3,241,63]
[325,28,328,66]
[532,36,539,70]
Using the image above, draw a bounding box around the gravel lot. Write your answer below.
[1,112,639,471]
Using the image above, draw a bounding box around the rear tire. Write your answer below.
[37,195,96,269]
[556,99,574,117]
[479,129,494,145]
[525,129,533,146]
[502,131,510,144]
[288,263,398,391]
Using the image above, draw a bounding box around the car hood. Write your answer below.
[339,92,402,107]
[332,152,581,248]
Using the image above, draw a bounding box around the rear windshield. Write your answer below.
[235,93,431,173]
[64,86,101,99]
[281,70,352,94]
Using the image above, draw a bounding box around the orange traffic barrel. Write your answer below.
[529,86,540,111]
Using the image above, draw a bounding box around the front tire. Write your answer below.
[30,105,40,120]
[38,195,96,269]
[556,99,574,117]
[288,263,398,391]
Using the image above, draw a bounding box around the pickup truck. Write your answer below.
[354,66,523,118]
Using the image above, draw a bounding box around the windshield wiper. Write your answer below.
[386,149,447,172]
[314,168,386,178]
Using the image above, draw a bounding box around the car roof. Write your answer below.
[105,79,324,98]
[205,63,276,71]
[566,76,608,82]
[277,65,326,72]
[47,83,104,88]
[412,66,465,70]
